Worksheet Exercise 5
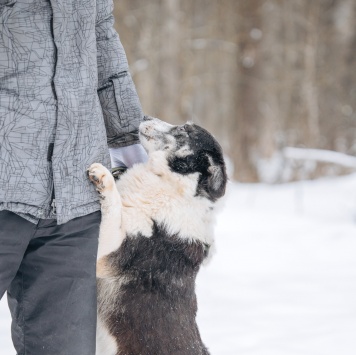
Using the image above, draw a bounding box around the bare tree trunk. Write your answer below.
[303,1,320,146]
[157,0,182,121]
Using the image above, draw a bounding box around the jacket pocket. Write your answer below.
[98,71,143,147]
[111,71,142,129]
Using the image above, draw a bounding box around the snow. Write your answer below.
[1,174,356,354]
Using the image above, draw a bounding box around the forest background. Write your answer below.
[114,0,356,183]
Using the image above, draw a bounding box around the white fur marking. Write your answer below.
[116,155,215,244]
[96,317,117,355]
[88,163,125,258]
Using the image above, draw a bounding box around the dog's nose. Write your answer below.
[143,115,153,121]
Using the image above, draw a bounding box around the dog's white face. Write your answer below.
[139,116,227,201]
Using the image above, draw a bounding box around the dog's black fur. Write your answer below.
[168,124,227,201]
[98,222,210,355]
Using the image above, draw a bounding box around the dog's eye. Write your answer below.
[175,126,187,136]
[179,125,191,134]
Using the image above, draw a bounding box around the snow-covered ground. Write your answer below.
[1,174,356,354]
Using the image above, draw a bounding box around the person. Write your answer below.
[0,0,147,354]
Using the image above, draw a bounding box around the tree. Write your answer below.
[114,0,356,182]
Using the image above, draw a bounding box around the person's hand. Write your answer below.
[109,144,148,168]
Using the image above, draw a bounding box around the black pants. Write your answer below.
[0,210,101,355]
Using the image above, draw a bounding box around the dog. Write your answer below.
[88,116,227,355]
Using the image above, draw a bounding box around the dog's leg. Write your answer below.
[88,163,123,277]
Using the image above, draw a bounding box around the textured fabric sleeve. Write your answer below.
[96,0,143,148]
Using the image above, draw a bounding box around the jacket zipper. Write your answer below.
[49,10,58,218]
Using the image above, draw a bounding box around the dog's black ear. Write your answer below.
[206,161,227,200]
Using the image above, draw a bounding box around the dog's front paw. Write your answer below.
[87,163,115,198]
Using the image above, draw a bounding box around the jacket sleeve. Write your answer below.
[96,0,143,148]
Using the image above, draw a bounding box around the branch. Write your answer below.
[283,147,356,168]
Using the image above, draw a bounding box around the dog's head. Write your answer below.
[139,116,227,201]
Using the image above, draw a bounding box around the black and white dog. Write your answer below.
[88,116,227,355]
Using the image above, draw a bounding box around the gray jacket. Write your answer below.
[0,0,143,224]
